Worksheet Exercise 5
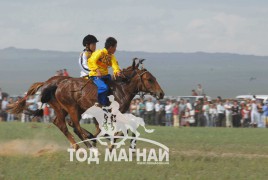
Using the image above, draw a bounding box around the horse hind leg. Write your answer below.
[68,107,93,149]
[52,115,79,150]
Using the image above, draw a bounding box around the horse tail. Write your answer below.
[40,85,57,103]
[24,85,57,117]
[8,82,44,114]
[24,108,44,117]
[27,82,44,97]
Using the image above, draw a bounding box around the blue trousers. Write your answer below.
[92,75,111,106]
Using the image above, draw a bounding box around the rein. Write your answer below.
[136,70,150,99]
[121,68,150,99]
[70,79,92,92]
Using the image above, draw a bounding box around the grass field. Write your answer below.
[1,122,268,180]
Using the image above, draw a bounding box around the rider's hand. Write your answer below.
[96,69,102,77]
[116,71,122,77]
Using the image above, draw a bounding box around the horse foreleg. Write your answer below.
[67,120,96,147]
[130,132,137,151]
[108,131,123,152]
[114,128,128,149]
[93,118,101,137]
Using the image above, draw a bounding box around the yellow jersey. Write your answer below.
[88,48,120,76]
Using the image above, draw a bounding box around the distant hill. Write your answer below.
[1,47,268,98]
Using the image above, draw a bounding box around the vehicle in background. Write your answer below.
[236,95,268,103]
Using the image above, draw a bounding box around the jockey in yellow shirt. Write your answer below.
[88,37,121,106]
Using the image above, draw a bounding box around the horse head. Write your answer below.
[122,58,165,100]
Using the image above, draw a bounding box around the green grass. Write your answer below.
[1,122,268,179]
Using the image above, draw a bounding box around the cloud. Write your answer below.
[0,1,268,55]
[213,13,247,37]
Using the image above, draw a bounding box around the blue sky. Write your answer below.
[1,0,268,55]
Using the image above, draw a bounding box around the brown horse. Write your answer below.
[45,59,164,149]
[9,59,164,150]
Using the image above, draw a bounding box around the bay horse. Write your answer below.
[9,59,165,150]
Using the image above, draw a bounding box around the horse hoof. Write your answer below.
[72,144,80,151]
[108,145,114,152]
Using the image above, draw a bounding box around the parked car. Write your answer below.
[236,95,268,103]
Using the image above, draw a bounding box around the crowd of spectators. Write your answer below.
[126,96,268,128]
[1,83,268,128]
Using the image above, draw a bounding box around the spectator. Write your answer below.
[0,88,2,102]
[241,103,250,127]
[217,101,225,127]
[181,108,192,127]
[209,103,217,127]
[145,98,154,125]
[164,100,173,126]
[63,69,69,77]
[138,99,145,119]
[173,102,179,127]
[231,100,240,127]
[216,96,222,104]
[55,71,61,76]
[186,99,192,111]
[154,100,162,125]
[129,100,137,115]
[179,99,186,123]
[7,97,14,122]
[25,95,38,122]
[191,89,198,96]
[196,84,204,96]
[202,101,210,126]
[135,99,140,116]
[59,69,64,76]
[194,99,203,126]
[43,104,50,123]
[224,99,233,127]
[257,101,264,128]
[251,99,259,127]
[1,97,8,121]
[262,101,268,128]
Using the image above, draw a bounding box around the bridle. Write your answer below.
[121,68,152,99]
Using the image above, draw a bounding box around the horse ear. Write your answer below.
[139,59,145,64]
[135,58,145,69]
[132,57,138,70]
[139,59,146,69]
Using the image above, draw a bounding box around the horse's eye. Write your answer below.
[148,78,154,83]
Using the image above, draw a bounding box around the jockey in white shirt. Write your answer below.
[78,34,98,78]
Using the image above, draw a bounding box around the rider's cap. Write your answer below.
[83,34,99,46]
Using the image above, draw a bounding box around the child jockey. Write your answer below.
[88,37,121,106]
[78,34,99,78]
